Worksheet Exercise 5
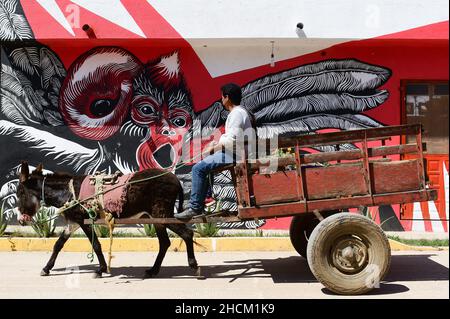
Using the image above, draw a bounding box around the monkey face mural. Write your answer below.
[59,47,193,170]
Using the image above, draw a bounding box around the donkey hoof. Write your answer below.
[40,269,49,276]
[193,267,205,280]
[144,268,159,278]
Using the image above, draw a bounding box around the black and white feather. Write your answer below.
[0,0,34,41]
[2,45,66,126]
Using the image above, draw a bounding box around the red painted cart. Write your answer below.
[88,124,437,295]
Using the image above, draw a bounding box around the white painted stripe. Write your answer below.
[428,200,444,233]
[411,202,425,232]
[36,0,75,36]
[70,0,146,38]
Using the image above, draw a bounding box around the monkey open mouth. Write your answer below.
[152,143,176,169]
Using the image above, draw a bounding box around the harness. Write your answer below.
[40,172,121,273]
[85,172,123,273]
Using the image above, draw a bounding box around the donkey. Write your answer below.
[16,161,199,278]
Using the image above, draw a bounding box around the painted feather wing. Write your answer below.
[1,45,66,126]
[0,0,33,41]
[242,59,391,138]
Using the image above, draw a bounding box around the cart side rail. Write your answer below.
[234,124,436,218]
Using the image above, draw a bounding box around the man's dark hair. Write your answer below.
[221,83,242,105]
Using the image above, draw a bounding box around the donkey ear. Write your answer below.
[19,161,29,182]
[33,163,44,175]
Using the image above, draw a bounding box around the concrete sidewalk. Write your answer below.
[0,251,448,299]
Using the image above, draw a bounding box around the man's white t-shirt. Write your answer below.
[218,105,255,160]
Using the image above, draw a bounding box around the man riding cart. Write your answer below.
[175,83,256,220]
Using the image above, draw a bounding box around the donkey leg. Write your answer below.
[145,225,170,278]
[167,224,201,277]
[80,224,108,278]
[41,222,80,276]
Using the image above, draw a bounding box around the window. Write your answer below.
[405,82,449,154]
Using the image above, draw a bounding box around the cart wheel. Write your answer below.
[306,213,391,295]
[289,211,337,259]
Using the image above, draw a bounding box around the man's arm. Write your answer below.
[203,111,243,156]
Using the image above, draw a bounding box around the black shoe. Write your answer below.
[174,208,204,220]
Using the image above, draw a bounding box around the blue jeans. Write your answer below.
[189,151,234,211]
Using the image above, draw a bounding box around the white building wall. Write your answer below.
[148,0,449,39]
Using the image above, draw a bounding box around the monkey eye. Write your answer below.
[138,104,156,116]
[171,116,186,128]
[90,99,117,117]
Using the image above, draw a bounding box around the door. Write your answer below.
[401,81,449,232]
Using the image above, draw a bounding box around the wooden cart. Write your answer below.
[87,124,437,295]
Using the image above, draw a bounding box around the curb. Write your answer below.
[387,239,448,251]
[0,237,447,252]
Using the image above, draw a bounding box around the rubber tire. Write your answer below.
[289,211,337,259]
[306,213,391,295]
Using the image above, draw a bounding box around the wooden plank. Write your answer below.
[276,124,420,148]
[234,164,250,207]
[251,171,301,205]
[237,189,436,219]
[304,163,369,200]
[371,160,421,194]
[294,142,306,201]
[84,216,242,225]
[250,163,369,204]
[248,144,419,171]
[369,144,418,157]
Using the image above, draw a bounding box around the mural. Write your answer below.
[1,0,447,231]
[0,37,392,223]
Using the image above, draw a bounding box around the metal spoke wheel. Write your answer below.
[289,211,337,259]
[306,213,391,295]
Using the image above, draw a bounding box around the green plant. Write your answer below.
[387,235,449,247]
[255,229,264,237]
[31,207,56,238]
[213,198,223,213]
[142,224,157,237]
[195,222,219,237]
[94,225,110,238]
[0,200,8,236]
[276,148,294,158]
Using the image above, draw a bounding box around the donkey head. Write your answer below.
[16,162,44,225]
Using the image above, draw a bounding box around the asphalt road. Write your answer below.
[0,250,448,299]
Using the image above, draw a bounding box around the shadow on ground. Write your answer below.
[52,253,448,295]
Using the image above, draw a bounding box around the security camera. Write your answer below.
[296,22,306,38]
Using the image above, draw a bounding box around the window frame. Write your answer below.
[400,79,449,155]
